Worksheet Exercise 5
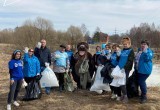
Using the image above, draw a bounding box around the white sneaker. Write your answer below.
[116,96,121,101]
[111,94,117,99]
[7,104,11,110]
[13,101,20,107]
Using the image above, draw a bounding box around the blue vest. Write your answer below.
[110,52,118,67]
[118,49,132,69]
[8,59,24,80]
[138,48,153,75]
[55,51,68,68]
[96,51,101,55]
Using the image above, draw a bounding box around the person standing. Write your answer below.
[7,50,24,110]
[65,44,73,75]
[34,39,51,94]
[117,37,134,103]
[137,40,153,104]
[53,44,70,92]
[23,48,40,84]
[92,46,102,72]
[23,48,41,99]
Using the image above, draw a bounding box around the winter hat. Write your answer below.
[60,44,66,49]
[13,50,21,55]
[77,42,89,50]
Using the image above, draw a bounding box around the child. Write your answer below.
[7,50,24,110]
[109,44,121,99]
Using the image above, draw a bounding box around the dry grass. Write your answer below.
[0,44,160,110]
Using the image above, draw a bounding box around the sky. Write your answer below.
[0,0,160,35]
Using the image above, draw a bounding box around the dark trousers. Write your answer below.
[56,73,65,88]
[110,86,121,96]
[121,71,129,95]
[24,77,35,84]
[7,79,22,104]
[138,73,150,96]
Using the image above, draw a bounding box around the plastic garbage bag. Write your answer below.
[110,69,126,87]
[23,79,41,101]
[40,67,59,88]
[64,73,75,92]
[111,66,124,78]
[90,66,110,94]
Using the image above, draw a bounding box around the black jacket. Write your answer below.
[124,48,135,73]
[34,47,51,67]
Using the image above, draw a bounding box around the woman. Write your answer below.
[71,42,94,89]
[92,46,102,73]
[23,48,41,97]
[137,40,153,104]
[117,37,134,103]
[7,50,24,110]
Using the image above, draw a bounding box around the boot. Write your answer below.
[140,95,147,104]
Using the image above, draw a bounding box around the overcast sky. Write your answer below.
[0,0,160,35]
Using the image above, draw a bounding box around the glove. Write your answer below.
[107,54,111,60]
[22,79,28,88]
[45,62,49,67]
[66,69,69,73]
[54,54,61,59]
[24,47,29,53]
[36,42,41,49]
[117,51,121,56]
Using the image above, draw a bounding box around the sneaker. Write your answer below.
[13,101,20,107]
[7,104,11,110]
[111,94,117,99]
[116,96,121,101]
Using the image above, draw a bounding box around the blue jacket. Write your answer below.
[110,52,119,67]
[66,50,73,63]
[138,48,153,75]
[118,48,132,69]
[23,53,40,77]
[54,50,69,68]
[8,59,24,80]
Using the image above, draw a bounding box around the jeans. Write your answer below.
[7,79,23,104]
[138,73,150,96]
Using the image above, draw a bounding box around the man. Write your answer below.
[34,39,51,94]
[53,44,70,92]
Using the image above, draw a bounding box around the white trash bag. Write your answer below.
[111,66,124,78]
[40,66,59,88]
[90,66,110,94]
[110,68,126,87]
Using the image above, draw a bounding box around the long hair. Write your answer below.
[11,50,22,60]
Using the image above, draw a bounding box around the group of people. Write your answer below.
[7,37,153,110]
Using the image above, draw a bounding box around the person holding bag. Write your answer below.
[117,37,134,103]
[7,50,24,110]
[53,44,70,92]
[23,47,41,100]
